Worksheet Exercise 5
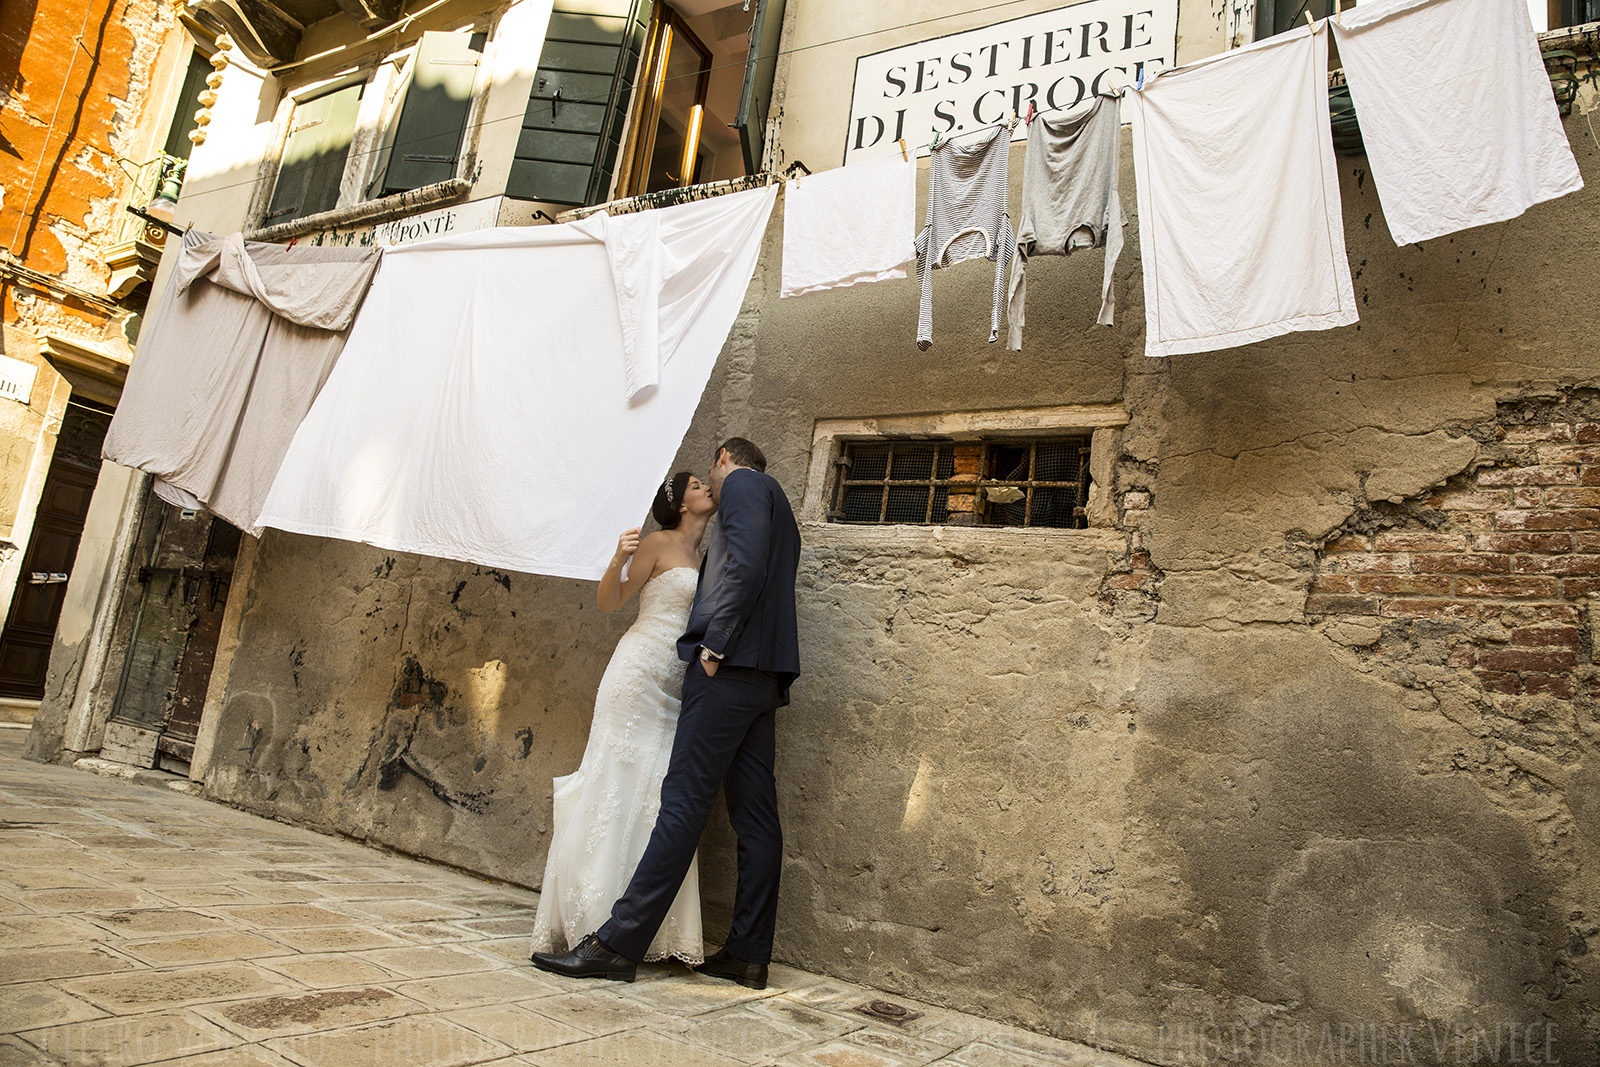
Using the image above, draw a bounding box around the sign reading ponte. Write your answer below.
[844,1,1179,164]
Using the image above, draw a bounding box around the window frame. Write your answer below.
[801,406,1130,531]
[252,21,494,232]
[829,438,1094,529]
[261,75,368,226]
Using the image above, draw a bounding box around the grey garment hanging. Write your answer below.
[1005,94,1126,351]
[103,230,381,533]
[914,123,1015,350]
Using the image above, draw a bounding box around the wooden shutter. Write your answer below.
[264,82,364,224]
[507,0,652,206]
[380,31,484,196]
[734,0,785,174]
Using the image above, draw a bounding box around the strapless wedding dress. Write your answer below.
[529,566,703,964]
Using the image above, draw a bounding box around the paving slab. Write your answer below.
[526,1028,745,1067]
[0,1033,64,1066]
[199,986,419,1040]
[83,909,234,937]
[22,1011,244,1065]
[387,969,564,1010]
[0,730,1153,1067]
[0,982,107,1032]
[266,1015,510,1067]
[116,933,291,968]
[0,947,136,985]
[521,991,679,1037]
[348,944,498,979]
[58,963,296,1014]
[252,954,399,990]
[445,1003,589,1054]
[0,915,107,949]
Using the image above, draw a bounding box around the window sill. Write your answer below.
[244,178,472,243]
[802,520,1124,555]
[1539,22,1600,52]
[556,173,775,222]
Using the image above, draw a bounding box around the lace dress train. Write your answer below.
[529,566,703,964]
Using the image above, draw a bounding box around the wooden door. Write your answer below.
[0,402,113,699]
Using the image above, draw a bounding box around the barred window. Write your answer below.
[829,437,1090,529]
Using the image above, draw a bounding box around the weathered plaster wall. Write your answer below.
[194,100,1600,1064]
[153,13,1600,1064]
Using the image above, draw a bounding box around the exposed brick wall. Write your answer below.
[1307,398,1600,712]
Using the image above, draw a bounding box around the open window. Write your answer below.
[1531,0,1600,29]
[507,0,786,207]
[624,7,712,193]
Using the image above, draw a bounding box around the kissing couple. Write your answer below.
[529,437,801,988]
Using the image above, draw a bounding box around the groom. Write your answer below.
[533,437,801,988]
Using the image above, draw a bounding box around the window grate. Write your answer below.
[830,437,1089,529]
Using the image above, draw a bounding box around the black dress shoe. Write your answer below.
[693,947,768,989]
[531,934,637,982]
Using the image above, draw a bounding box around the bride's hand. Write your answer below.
[614,527,641,562]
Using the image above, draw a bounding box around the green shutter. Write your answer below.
[734,0,786,174]
[162,53,212,161]
[380,31,484,196]
[264,82,363,224]
[507,1,652,206]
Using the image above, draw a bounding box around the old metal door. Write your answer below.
[0,402,113,699]
[109,498,240,773]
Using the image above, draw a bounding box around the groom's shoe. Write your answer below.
[694,948,768,989]
[531,934,636,982]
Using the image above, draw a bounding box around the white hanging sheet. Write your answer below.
[781,152,916,297]
[1332,0,1582,246]
[1129,23,1358,358]
[254,185,777,581]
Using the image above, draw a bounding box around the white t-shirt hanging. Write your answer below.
[781,153,916,297]
[1332,0,1583,246]
[1128,22,1358,358]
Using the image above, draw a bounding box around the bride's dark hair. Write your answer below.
[651,472,694,530]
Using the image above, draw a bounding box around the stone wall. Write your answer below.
[93,70,1600,1067]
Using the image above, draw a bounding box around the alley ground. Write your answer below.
[0,725,1151,1067]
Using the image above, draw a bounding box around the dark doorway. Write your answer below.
[0,400,114,699]
[106,497,241,773]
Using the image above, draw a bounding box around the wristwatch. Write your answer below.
[700,647,723,662]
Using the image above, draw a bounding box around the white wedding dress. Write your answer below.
[529,566,704,964]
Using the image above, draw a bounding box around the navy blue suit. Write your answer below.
[599,467,801,964]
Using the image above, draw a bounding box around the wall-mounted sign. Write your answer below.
[0,354,39,405]
[302,196,504,248]
[845,1,1179,164]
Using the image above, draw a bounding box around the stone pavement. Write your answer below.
[0,725,1152,1067]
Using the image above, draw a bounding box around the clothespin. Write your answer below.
[930,128,943,150]
[897,138,908,161]
[1005,109,1018,130]
[1304,9,1315,25]
[1025,101,1037,125]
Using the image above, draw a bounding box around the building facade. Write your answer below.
[0,0,208,720]
[24,1,1600,1062]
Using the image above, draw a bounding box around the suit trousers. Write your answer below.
[598,659,783,964]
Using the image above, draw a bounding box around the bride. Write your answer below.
[529,471,715,966]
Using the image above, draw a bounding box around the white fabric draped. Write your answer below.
[255,185,777,579]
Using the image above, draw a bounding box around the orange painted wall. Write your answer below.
[1,0,174,332]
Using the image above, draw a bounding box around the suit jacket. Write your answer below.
[678,467,801,701]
